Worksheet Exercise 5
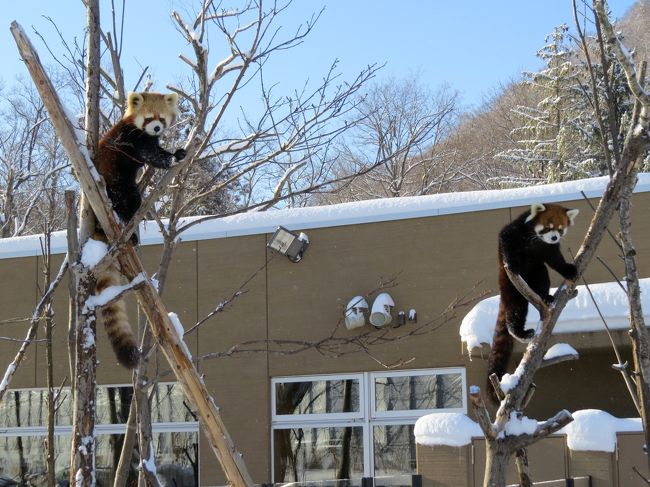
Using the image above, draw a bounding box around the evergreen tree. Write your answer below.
[497,24,632,186]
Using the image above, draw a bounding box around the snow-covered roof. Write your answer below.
[414,409,641,452]
[1,173,650,259]
[460,278,650,352]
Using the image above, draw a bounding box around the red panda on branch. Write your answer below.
[83,91,186,368]
[486,203,579,403]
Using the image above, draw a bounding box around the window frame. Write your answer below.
[0,382,200,484]
[270,367,467,481]
[271,372,365,423]
[369,367,467,420]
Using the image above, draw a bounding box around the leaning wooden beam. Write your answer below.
[10,21,254,487]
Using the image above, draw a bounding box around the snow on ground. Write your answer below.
[415,409,642,452]
[1,173,649,259]
[460,278,650,352]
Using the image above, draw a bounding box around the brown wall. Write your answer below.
[0,192,648,485]
[418,431,648,487]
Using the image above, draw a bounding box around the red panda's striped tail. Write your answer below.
[486,303,514,404]
[96,265,139,369]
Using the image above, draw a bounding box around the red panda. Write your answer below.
[85,92,186,368]
[486,203,579,402]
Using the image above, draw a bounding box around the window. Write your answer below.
[0,383,199,486]
[271,368,466,482]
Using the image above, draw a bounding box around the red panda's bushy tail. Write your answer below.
[96,265,140,369]
[486,303,514,404]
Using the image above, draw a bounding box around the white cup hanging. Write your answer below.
[345,296,369,330]
[369,292,394,327]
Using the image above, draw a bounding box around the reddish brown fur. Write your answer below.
[534,205,571,229]
[95,117,137,187]
[95,264,139,368]
[88,92,180,369]
[487,203,577,403]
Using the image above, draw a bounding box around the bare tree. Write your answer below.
[473,2,650,485]
[323,77,461,201]
[0,79,71,237]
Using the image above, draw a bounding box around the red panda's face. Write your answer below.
[525,203,579,245]
[125,92,179,137]
[136,113,172,136]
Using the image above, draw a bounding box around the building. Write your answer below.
[0,174,648,485]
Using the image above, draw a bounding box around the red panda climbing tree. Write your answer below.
[471,1,650,485]
[10,9,255,487]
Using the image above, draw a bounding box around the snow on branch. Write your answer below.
[593,0,650,107]
[541,343,579,368]
[84,272,147,311]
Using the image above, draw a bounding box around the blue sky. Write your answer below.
[1,0,638,116]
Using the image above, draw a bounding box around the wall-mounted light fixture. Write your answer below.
[345,296,369,330]
[267,226,309,263]
[370,292,394,327]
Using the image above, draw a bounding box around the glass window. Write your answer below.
[96,386,133,425]
[151,383,198,423]
[0,383,199,486]
[273,426,364,483]
[0,432,198,486]
[373,371,464,414]
[274,377,361,417]
[271,368,466,481]
[372,424,416,477]
[0,389,72,427]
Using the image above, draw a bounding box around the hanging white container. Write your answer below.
[345,296,369,330]
[369,292,394,327]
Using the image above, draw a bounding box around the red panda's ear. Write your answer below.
[525,203,546,223]
[566,208,579,225]
[165,93,179,113]
[127,92,143,109]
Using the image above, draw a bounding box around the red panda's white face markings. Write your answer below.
[526,203,579,245]
[138,113,170,136]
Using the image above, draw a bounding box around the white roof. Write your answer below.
[460,278,650,352]
[2,173,650,259]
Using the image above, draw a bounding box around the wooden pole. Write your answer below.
[10,21,254,487]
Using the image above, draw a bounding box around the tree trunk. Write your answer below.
[69,265,98,486]
[484,440,508,487]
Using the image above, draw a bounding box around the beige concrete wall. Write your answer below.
[418,432,647,486]
[267,208,511,377]
[0,256,38,387]
[195,235,270,485]
[0,191,648,485]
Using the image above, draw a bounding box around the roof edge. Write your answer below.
[2,173,650,260]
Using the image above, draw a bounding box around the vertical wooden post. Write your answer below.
[70,1,101,483]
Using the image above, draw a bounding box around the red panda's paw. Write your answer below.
[563,263,578,281]
[506,324,535,343]
[174,148,187,161]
